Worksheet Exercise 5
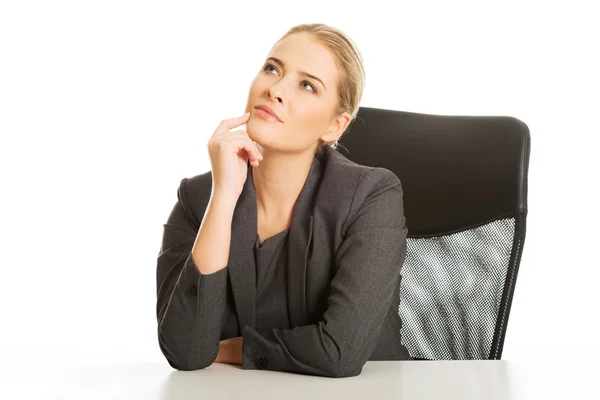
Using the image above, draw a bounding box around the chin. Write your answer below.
[246,121,278,142]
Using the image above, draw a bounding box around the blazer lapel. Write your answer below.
[286,156,322,327]
[228,154,325,333]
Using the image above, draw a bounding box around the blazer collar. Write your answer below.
[227,152,325,331]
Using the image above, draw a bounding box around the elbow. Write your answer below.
[158,331,217,371]
[329,361,364,378]
[322,351,365,377]
[318,332,367,378]
[327,345,370,377]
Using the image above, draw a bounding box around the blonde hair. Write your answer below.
[273,23,366,154]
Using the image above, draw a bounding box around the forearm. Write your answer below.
[192,189,238,275]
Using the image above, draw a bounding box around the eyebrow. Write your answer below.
[266,57,327,92]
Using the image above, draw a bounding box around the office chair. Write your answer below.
[337,106,530,360]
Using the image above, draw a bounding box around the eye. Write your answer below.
[301,81,317,93]
[262,63,318,94]
[263,63,277,75]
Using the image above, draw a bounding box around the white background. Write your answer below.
[1,0,598,366]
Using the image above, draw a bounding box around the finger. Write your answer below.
[216,112,251,133]
[229,130,263,160]
[248,138,263,160]
[253,140,264,159]
[235,137,263,162]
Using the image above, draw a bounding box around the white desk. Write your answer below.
[0,357,597,399]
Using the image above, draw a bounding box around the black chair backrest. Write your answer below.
[337,106,530,360]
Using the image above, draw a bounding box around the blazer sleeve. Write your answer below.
[241,168,409,378]
[156,177,229,370]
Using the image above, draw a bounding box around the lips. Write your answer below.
[254,105,282,122]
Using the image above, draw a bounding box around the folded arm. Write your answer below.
[156,178,229,370]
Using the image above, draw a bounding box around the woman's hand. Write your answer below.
[207,112,263,200]
[214,336,243,365]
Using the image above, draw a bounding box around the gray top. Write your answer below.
[254,228,291,331]
[220,227,291,338]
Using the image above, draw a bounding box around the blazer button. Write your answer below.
[186,285,197,296]
[257,355,268,369]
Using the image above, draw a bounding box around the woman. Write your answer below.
[156,23,413,378]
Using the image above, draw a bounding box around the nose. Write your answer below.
[266,81,284,104]
[267,90,283,104]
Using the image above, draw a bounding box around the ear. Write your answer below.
[320,111,352,144]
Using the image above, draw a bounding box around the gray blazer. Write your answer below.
[156,145,412,378]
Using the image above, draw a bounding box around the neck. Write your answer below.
[252,149,315,221]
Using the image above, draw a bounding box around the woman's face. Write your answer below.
[244,33,351,155]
